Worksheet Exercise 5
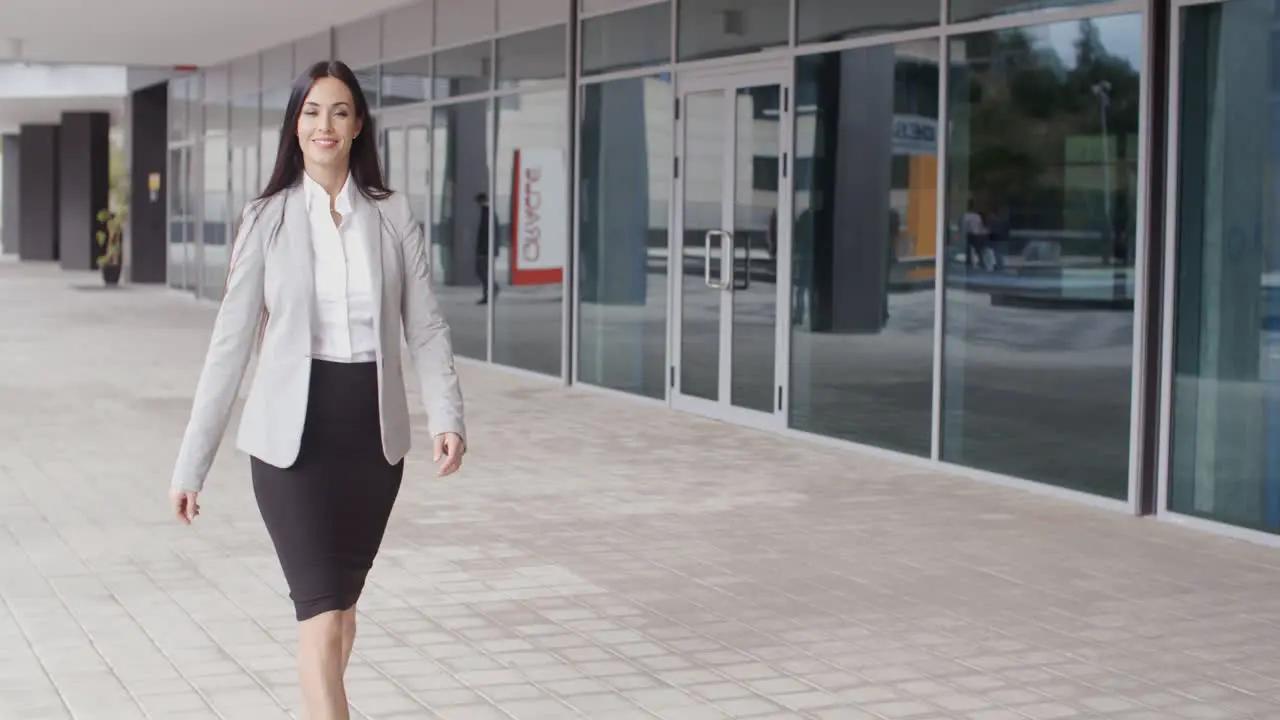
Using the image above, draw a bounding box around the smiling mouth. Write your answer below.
[313,138,339,148]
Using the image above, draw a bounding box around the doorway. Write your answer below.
[670,61,793,431]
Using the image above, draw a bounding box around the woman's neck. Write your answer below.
[303,163,349,207]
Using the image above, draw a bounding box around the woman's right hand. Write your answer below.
[170,488,201,524]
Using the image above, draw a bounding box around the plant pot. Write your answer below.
[102,262,122,286]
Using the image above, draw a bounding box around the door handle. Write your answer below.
[705,230,726,289]
[721,230,735,291]
[735,233,750,291]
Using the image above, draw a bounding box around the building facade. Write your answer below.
[154,0,1280,543]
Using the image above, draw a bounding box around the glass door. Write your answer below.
[380,108,434,272]
[671,63,792,430]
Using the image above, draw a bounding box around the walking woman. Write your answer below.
[168,61,466,719]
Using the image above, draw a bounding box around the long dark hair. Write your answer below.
[258,60,391,202]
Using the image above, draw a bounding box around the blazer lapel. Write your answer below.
[282,184,315,341]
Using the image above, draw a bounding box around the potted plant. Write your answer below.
[95,207,124,285]
[95,144,128,286]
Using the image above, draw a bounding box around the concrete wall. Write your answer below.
[58,111,110,271]
[130,83,168,283]
[18,124,59,262]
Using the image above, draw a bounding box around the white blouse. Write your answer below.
[303,172,378,364]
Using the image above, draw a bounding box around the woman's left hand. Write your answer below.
[433,432,465,477]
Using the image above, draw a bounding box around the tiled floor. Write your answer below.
[2,259,1280,720]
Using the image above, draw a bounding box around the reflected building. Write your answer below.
[143,0,1280,544]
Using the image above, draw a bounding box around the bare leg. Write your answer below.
[340,606,357,675]
[297,610,349,720]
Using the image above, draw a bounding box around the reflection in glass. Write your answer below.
[431,100,492,361]
[493,89,569,377]
[582,3,671,75]
[578,76,672,399]
[229,94,259,241]
[791,41,940,457]
[678,0,788,62]
[182,144,200,293]
[381,54,432,107]
[261,88,289,189]
[406,125,431,257]
[384,127,407,195]
[1170,0,1280,533]
[943,16,1142,497]
[169,77,189,143]
[168,146,191,291]
[798,0,938,43]
[202,100,229,301]
[497,25,567,89]
[435,42,493,98]
[951,0,1115,23]
[680,90,724,402]
[353,66,380,108]
[731,86,781,414]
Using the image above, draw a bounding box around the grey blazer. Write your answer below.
[171,183,466,492]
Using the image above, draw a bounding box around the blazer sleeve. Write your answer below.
[395,193,467,443]
[171,203,267,492]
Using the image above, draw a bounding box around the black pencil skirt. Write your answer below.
[251,359,403,622]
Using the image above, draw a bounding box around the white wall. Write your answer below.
[0,63,127,99]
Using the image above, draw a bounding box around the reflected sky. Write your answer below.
[1045,15,1143,68]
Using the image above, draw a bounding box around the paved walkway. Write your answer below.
[2,259,1280,720]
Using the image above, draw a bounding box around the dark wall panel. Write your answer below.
[18,124,59,262]
[58,112,110,271]
[1,134,18,255]
[130,83,168,284]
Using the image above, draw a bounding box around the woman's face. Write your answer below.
[296,76,362,170]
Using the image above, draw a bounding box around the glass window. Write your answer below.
[381,54,432,107]
[790,40,940,457]
[229,94,260,215]
[498,25,567,89]
[493,89,570,377]
[352,65,380,109]
[431,100,493,361]
[1170,0,1280,533]
[942,15,1143,498]
[678,0,788,62]
[582,3,671,74]
[435,42,493,98]
[201,126,229,301]
[798,0,938,43]
[169,78,189,143]
[168,146,190,291]
[578,76,673,398]
[951,0,1118,24]
[260,88,289,189]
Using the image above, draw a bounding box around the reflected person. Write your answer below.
[168,61,467,720]
[475,192,499,304]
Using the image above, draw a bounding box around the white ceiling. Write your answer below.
[0,0,414,67]
[0,97,125,135]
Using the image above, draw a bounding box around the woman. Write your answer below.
[168,61,466,719]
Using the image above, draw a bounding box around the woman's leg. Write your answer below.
[298,609,349,720]
[340,606,358,674]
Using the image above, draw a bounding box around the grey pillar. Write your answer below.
[58,111,110,271]
[1,134,18,255]
[129,83,168,283]
[18,124,60,262]
[581,78,649,306]
[807,46,897,335]
[830,46,896,333]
